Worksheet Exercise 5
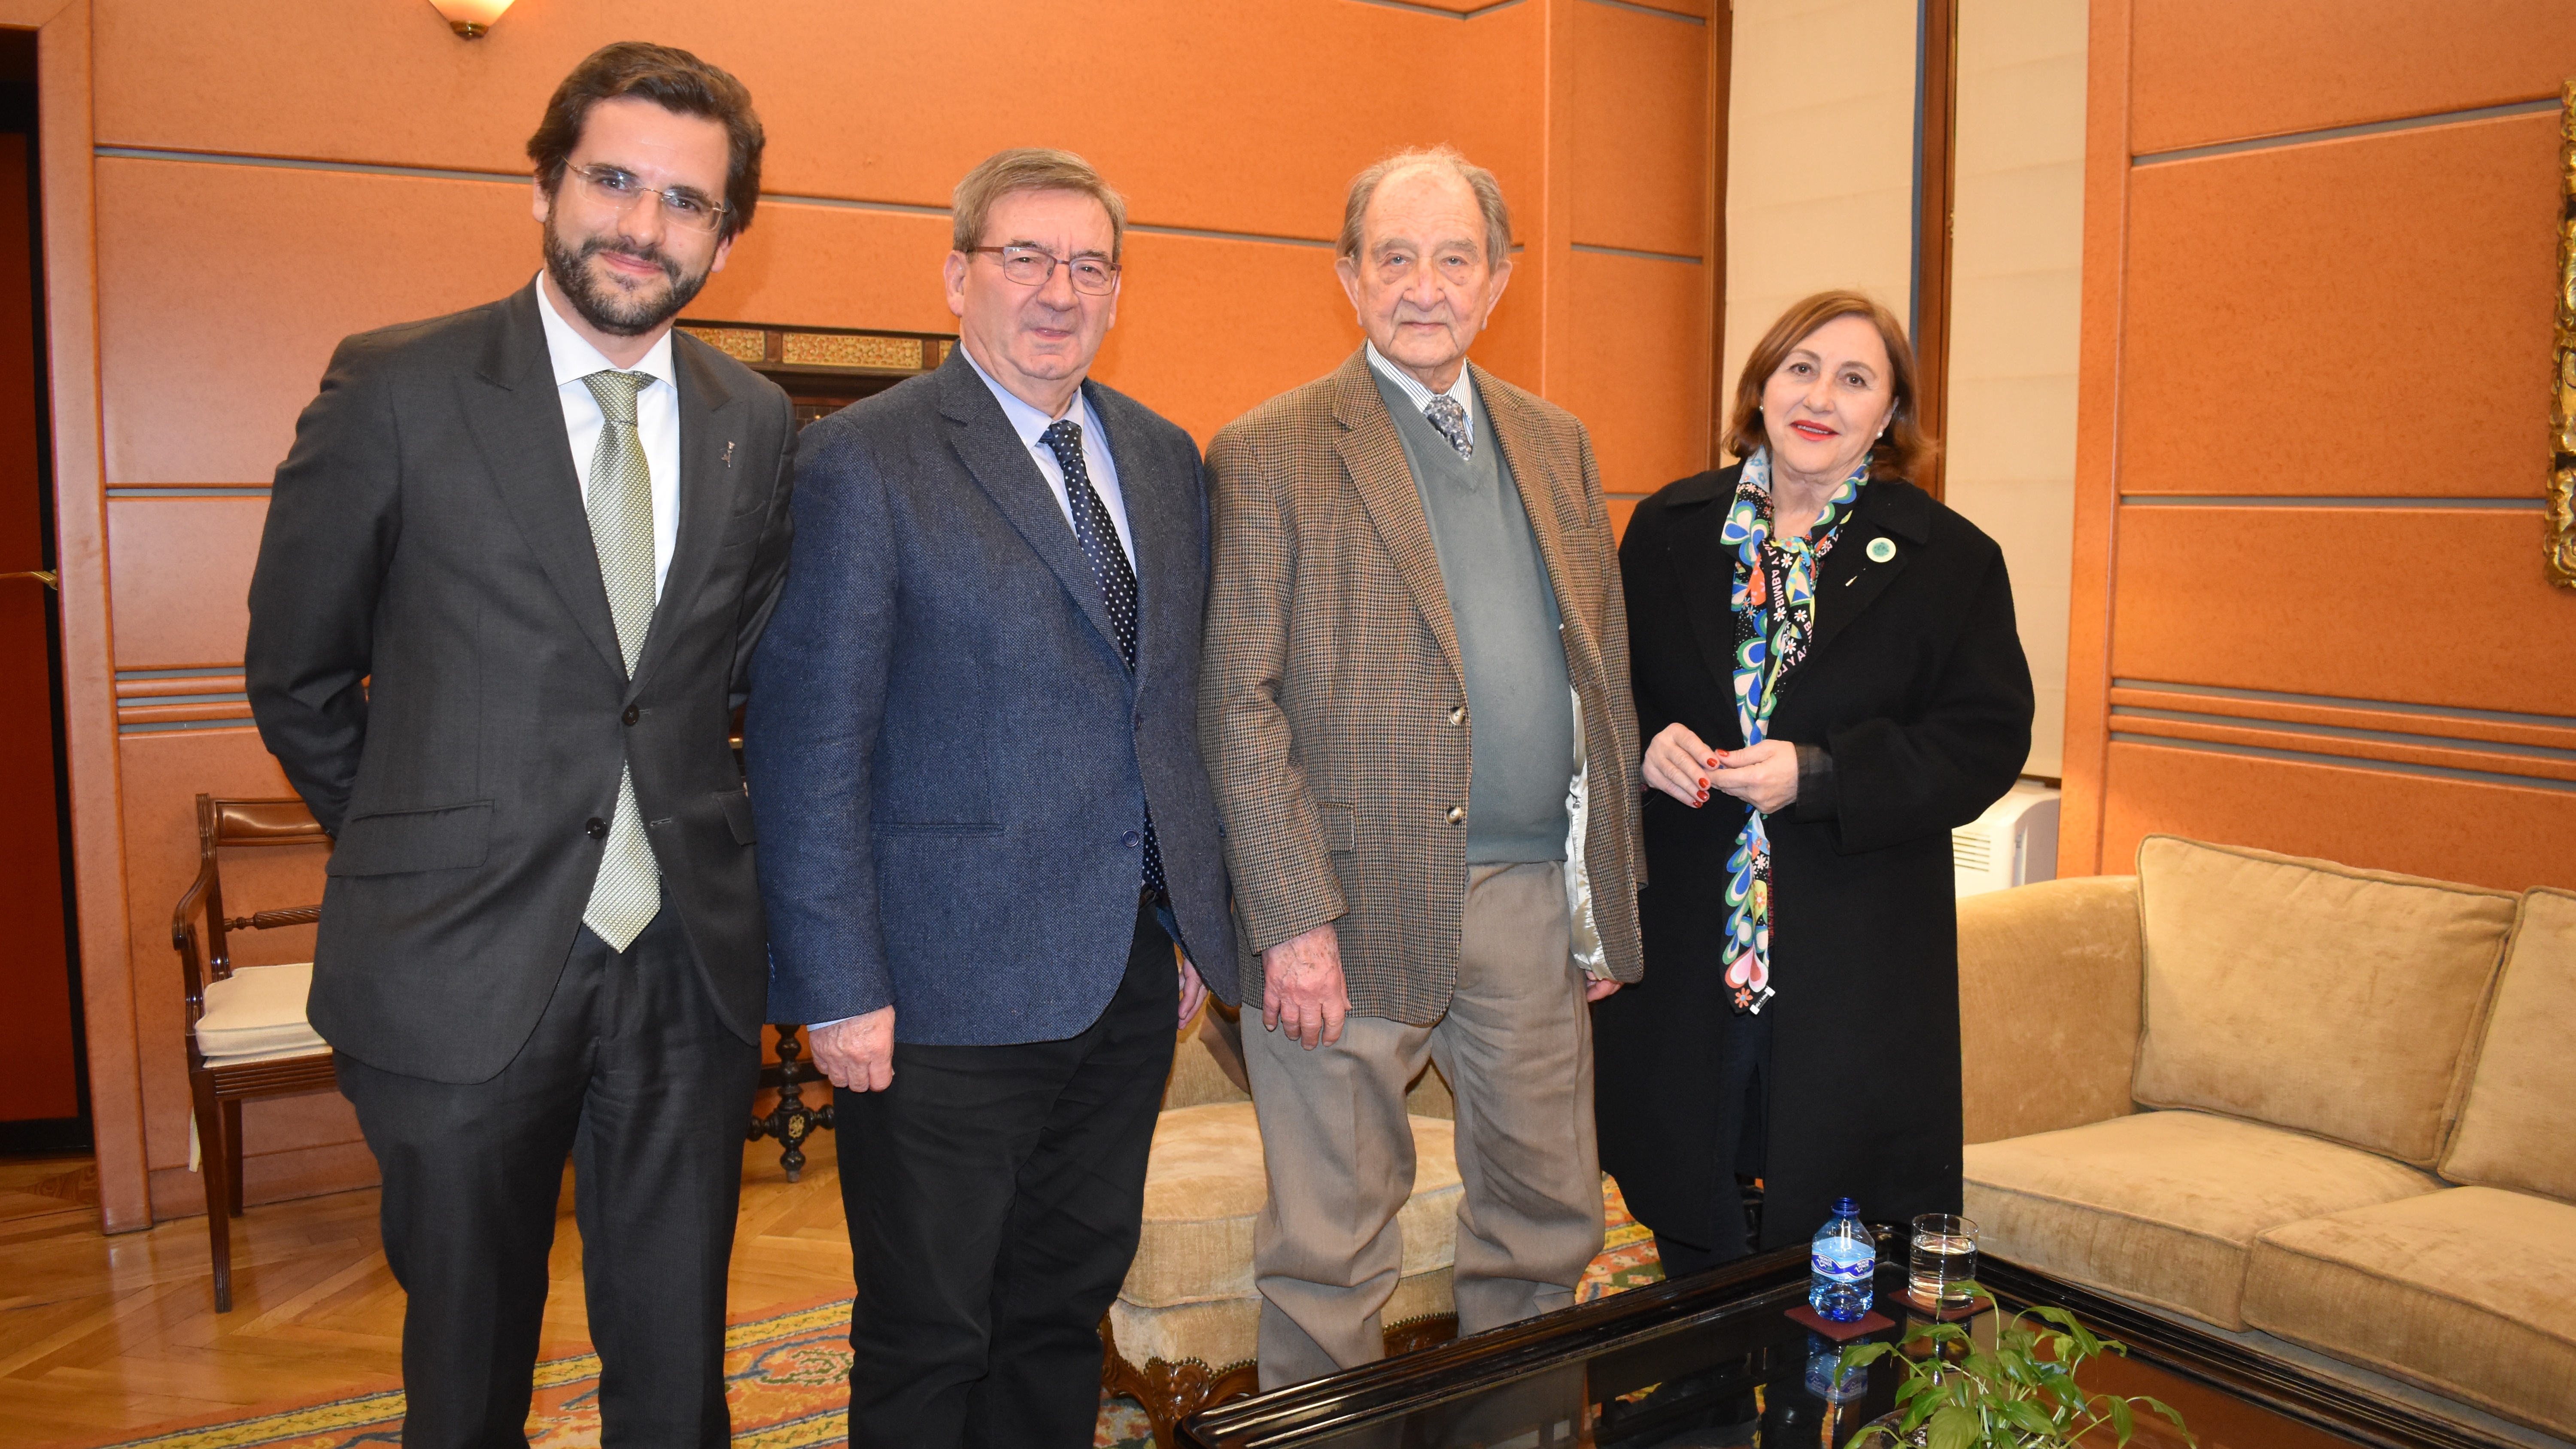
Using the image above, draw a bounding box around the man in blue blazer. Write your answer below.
[744,148,1237,1449]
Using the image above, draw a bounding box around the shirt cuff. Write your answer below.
[807,1016,856,1031]
[1790,742,1839,822]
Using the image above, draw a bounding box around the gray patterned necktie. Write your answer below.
[1424,394,1473,460]
[579,369,661,951]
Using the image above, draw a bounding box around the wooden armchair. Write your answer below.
[170,793,336,1311]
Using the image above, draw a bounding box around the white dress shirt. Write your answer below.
[535,274,681,598]
[1365,339,1478,438]
[960,346,1136,568]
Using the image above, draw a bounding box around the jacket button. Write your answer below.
[1448,705,1466,726]
[1446,805,1466,824]
[622,705,639,726]
[1121,830,1142,848]
[585,817,608,839]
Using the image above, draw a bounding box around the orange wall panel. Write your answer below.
[2107,505,2576,717]
[2100,738,2576,893]
[2129,0,2574,154]
[94,0,1546,245]
[2120,113,2560,499]
[1555,248,1708,499]
[1570,0,1709,258]
[97,158,536,485]
[106,497,266,670]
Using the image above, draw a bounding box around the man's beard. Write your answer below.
[542,220,712,337]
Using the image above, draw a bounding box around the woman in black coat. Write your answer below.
[1594,290,2033,1278]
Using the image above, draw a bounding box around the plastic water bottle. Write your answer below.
[1809,1197,1875,1321]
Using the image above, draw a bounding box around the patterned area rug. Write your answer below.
[91,1179,1663,1449]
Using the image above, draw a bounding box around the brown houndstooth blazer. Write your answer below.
[1200,349,1645,1025]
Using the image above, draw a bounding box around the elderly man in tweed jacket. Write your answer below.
[1199,145,1644,1388]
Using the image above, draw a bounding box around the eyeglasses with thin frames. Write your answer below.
[564,162,728,234]
[967,245,1121,296]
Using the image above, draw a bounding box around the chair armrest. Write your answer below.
[1959,875,2143,1144]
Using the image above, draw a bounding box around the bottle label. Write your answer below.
[1812,1245,1873,1283]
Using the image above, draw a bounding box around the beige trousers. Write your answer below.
[1245,861,1604,1389]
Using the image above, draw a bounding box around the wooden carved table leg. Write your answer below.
[747,1024,836,1180]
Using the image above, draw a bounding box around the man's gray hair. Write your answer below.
[1336,144,1513,267]
[952,147,1129,260]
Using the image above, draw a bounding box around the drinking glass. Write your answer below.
[1908,1213,1979,1311]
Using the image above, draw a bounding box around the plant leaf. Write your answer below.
[2142,1395,2198,1446]
[1998,1399,2058,1437]
[1925,1404,1980,1449]
[2108,1391,2136,1446]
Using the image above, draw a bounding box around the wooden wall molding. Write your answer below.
[2060,0,2132,878]
[1910,0,1958,501]
[2550,77,2574,589]
[23,2,150,1233]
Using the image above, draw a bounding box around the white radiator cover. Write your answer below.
[1953,783,2061,897]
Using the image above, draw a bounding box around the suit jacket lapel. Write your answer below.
[938,352,1126,668]
[1331,352,1464,692]
[1662,468,1745,733]
[626,337,742,698]
[1804,478,1931,663]
[1086,381,1182,693]
[467,287,628,682]
[1475,365,1603,703]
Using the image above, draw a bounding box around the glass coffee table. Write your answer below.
[1178,1244,2523,1449]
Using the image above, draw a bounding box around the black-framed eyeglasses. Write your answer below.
[968,245,1121,295]
[564,163,728,234]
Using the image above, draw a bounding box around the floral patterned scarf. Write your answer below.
[1716,448,1868,1014]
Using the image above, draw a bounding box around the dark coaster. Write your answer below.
[1786,1303,1894,1340]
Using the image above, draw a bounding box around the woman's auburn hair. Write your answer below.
[1722,289,1938,483]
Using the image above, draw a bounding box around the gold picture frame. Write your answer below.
[2552,79,2576,588]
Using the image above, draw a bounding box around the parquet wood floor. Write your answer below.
[0,1137,857,1447]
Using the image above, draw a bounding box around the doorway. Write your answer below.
[0,24,87,1158]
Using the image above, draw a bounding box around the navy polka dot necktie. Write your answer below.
[1040,419,1165,900]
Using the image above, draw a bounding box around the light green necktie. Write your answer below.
[580,369,661,951]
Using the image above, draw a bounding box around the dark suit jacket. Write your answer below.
[246,284,799,1084]
[1594,464,2032,1252]
[744,351,1238,1044]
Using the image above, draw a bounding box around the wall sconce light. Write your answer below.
[428,0,515,38]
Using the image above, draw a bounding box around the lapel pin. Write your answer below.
[1865,536,1896,563]
[723,440,736,469]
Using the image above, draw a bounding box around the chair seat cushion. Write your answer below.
[2244,1187,2576,1438]
[1963,1109,2441,1328]
[1121,1101,1460,1309]
[196,963,327,1063]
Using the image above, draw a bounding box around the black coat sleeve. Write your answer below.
[1824,544,2033,855]
[244,335,404,838]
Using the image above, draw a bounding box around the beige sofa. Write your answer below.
[1958,835,2576,1440]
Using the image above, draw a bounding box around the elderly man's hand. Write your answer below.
[1179,956,1209,1029]
[810,1005,896,1093]
[1707,737,1800,815]
[1261,923,1349,1049]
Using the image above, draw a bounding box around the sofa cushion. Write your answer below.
[1121,1101,1460,1309]
[2244,1187,2576,1438]
[2441,888,2576,1203]
[1109,1266,1454,1372]
[1963,1109,2441,1328]
[2131,835,2515,1167]
[194,962,328,1064]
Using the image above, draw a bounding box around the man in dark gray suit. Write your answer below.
[244,43,794,1449]
[745,147,1236,1449]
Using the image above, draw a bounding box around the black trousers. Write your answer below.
[840,896,1177,1449]
[1652,1005,1772,1279]
[335,906,762,1449]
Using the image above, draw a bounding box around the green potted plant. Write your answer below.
[1834,1283,2194,1448]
